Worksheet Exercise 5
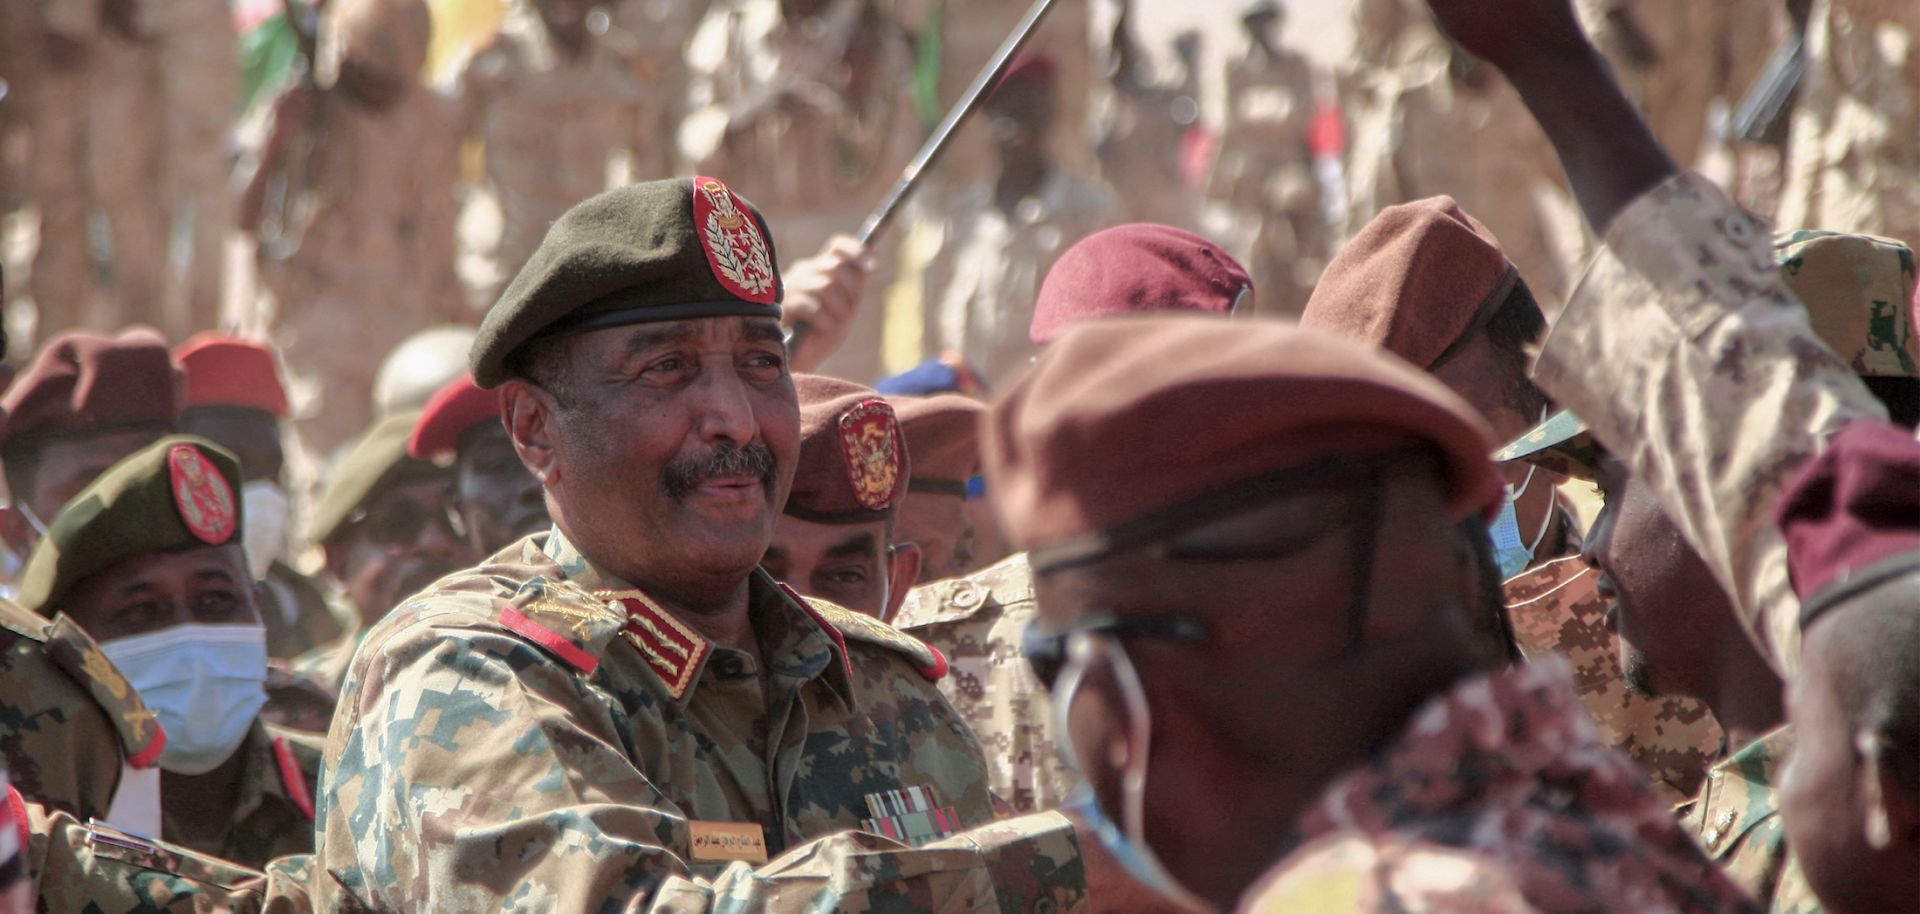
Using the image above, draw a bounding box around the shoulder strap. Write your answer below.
[41,616,166,769]
[783,585,947,682]
[494,577,630,675]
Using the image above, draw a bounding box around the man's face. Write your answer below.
[178,408,285,483]
[325,475,475,625]
[891,492,973,584]
[21,427,170,523]
[1031,461,1487,910]
[763,517,917,618]
[986,83,1053,167]
[1582,458,1732,699]
[61,543,260,641]
[1780,627,1878,914]
[528,317,798,601]
[455,422,547,554]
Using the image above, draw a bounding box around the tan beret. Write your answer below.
[1300,196,1517,370]
[785,375,909,525]
[985,315,1503,570]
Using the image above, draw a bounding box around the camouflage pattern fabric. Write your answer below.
[893,552,1078,814]
[0,603,163,821]
[311,527,1085,912]
[1236,661,1764,914]
[1532,172,1891,677]
[1504,552,1722,804]
[169,722,321,870]
[18,789,269,914]
[1676,727,1820,914]
[1773,230,1919,378]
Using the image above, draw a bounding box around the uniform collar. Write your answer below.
[542,527,856,708]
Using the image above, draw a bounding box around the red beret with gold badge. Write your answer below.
[786,375,910,524]
[984,315,1504,572]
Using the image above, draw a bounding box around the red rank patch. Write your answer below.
[168,444,236,545]
[692,176,777,304]
[837,398,903,511]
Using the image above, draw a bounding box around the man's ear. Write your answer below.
[882,541,922,624]
[501,380,560,486]
[1858,729,1920,851]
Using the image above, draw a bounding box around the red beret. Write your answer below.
[408,373,500,459]
[1,329,183,448]
[985,315,1503,568]
[174,332,290,417]
[786,375,910,524]
[1774,420,1920,628]
[1300,197,1517,370]
[997,51,1056,92]
[1029,224,1253,344]
[891,394,985,497]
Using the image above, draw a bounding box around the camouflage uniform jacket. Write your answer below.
[166,722,321,870]
[1676,727,1820,913]
[0,602,164,821]
[312,528,1085,913]
[1503,552,1721,803]
[1532,172,1890,676]
[15,787,268,914]
[1236,660,1764,914]
[893,552,1077,814]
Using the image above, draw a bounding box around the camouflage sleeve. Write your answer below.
[317,612,1086,913]
[1532,172,1889,676]
[19,790,270,913]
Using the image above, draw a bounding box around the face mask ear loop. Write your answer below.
[1522,481,1557,556]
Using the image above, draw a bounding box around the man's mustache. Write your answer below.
[662,443,778,499]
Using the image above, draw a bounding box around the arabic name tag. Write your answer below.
[688,820,769,864]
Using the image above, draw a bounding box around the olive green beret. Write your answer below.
[307,410,436,545]
[18,435,244,614]
[470,176,785,388]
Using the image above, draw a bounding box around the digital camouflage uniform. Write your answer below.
[16,791,270,914]
[0,600,164,823]
[454,3,657,301]
[1675,727,1820,914]
[172,722,321,871]
[1235,661,1764,914]
[1531,172,1902,675]
[893,552,1076,815]
[1502,553,1721,804]
[312,528,1084,913]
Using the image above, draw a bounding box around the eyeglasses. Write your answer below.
[343,499,466,549]
[1021,611,1210,692]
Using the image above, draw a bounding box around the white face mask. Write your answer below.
[99,624,268,775]
[241,480,292,581]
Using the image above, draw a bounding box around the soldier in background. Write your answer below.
[1208,0,1323,316]
[23,1,106,335]
[85,0,236,337]
[887,393,989,585]
[920,55,1115,388]
[242,0,464,457]
[454,0,657,301]
[1095,3,1203,231]
[407,373,549,556]
[609,0,711,175]
[679,0,918,382]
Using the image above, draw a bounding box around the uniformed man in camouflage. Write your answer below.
[241,0,464,456]
[1301,195,1723,802]
[887,393,988,584]
[291,411,475,693]
[408,372,550,555]
[1208,0,1323,316]
[309,176,1086,913]
[174,333,344,661]
[760,375,920,619]
[16,436,321,870]
[992,315,1760,914]
[453,0,658,301]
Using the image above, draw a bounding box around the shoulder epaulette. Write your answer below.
[784,585,947,682]
[893,553,1034,629]
[40,615,166,769]
[495,578,629,675]
[266,724,324,821]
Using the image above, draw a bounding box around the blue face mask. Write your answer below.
[1487,463,1553,579]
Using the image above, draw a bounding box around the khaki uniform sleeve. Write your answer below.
[315,611,1085,914]
[21,794,269,913]
[1532,172,1889,676]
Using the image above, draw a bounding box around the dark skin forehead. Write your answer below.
[178,406,285,482]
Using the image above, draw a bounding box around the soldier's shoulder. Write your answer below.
[895,552,1035,629]
[29,614,166,768]
[782,586,949,682]
[24,799,270,911]
[367,559,632,679]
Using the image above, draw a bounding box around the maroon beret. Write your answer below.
[175,332,290,417]
[1300,197,1516,370]
[1774,420,1920,628]
[785,375,910,525]
[1029,224,1253,344]
[890,394,985,498]
[985,315,1503,569]
[1,329,184,448]
[409,373,500,460]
